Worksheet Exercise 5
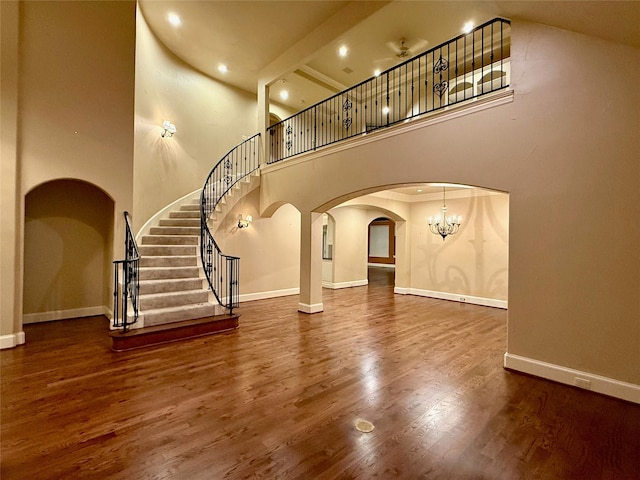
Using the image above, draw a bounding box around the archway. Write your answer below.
[318,183,508,310]
[23,179,115,324]
[368,217,396,287]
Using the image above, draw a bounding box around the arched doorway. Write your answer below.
[368,217,395,265]
[368,217,396,287]
[23,179,115,324]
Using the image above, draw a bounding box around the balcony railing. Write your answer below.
[267,18,510,164]
[200,134,261,313]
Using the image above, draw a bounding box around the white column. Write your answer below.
[298,210,323,313]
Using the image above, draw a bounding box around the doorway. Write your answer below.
[368,217,395,265]
[368,217,395,287]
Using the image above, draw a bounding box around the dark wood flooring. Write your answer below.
[2,268,639,479]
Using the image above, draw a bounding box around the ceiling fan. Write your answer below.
[375,37,430,69]
[396,38,411,58]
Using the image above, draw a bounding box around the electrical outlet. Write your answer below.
[574,377,591,389]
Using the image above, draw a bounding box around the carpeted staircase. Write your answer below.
[110,199,234,351]
[110,171,260,351]
[137,200,221,327]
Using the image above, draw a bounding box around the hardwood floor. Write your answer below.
[2,270,639,479]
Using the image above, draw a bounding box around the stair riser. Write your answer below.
[144,304,218,327]
[141,236,198,245]
[159,219,200,227]
[150,227,200,236]
[138,245,197,256]
[139,268,200,280]
[169,211,200,219]
[139,279,204,295]
[140,257,197,268]
[140,291,209,310]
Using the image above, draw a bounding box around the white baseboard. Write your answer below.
[23,306,110,324]
[322,279,368,290]
[504,353,640,404]
[239,288,299,303]
[394,287,507,309]
[298,302,324,314]
[0,331,26,350]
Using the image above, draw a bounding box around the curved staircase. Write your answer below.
[111,135,261,351]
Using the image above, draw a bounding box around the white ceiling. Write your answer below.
[140,1,640,112]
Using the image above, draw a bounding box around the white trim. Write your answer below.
[136,189,200,242]
[298,302,324,314]
[23,306,110,324]
[393,288,507,309]
[0,332,26,350]
[322,279,368,289]
[239,288,300,303]
[367,263,395,268]
[504,353,640,404]
[262,90,514,175]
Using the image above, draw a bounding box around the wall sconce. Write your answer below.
[237,214,252,229]
[161,120,177,138]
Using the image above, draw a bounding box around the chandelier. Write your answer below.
[428,187,462,240]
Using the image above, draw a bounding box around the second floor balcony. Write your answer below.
[267,18,511,164]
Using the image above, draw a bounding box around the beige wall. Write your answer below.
[1,1,135,345]
[260,22,640,385]
[133,8,258,231]
[328,207,370,285]
[23,180,114,320]
[216,189,301,297]
[1,0,21,343]
[410,190,508,301]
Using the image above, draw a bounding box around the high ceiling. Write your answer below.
[140,1,640,113]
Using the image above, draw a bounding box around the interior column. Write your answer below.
[298,210,323,313]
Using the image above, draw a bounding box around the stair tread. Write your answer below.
[141,255,195,259]
[139,277,201,284]
[140,265,198,269]
[139,289,208,299]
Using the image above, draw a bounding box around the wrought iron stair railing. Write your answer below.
[200,134,261,314]
[112,211,139,332]
[267,17,511,164]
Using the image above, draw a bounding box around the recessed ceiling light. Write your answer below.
[417,189,423,193]
[463,21,474,34]
[168,13,181,26]
[338,45,348,57]
[280,90,289,100]
[218,64,228,73]
[374,69,381,77]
